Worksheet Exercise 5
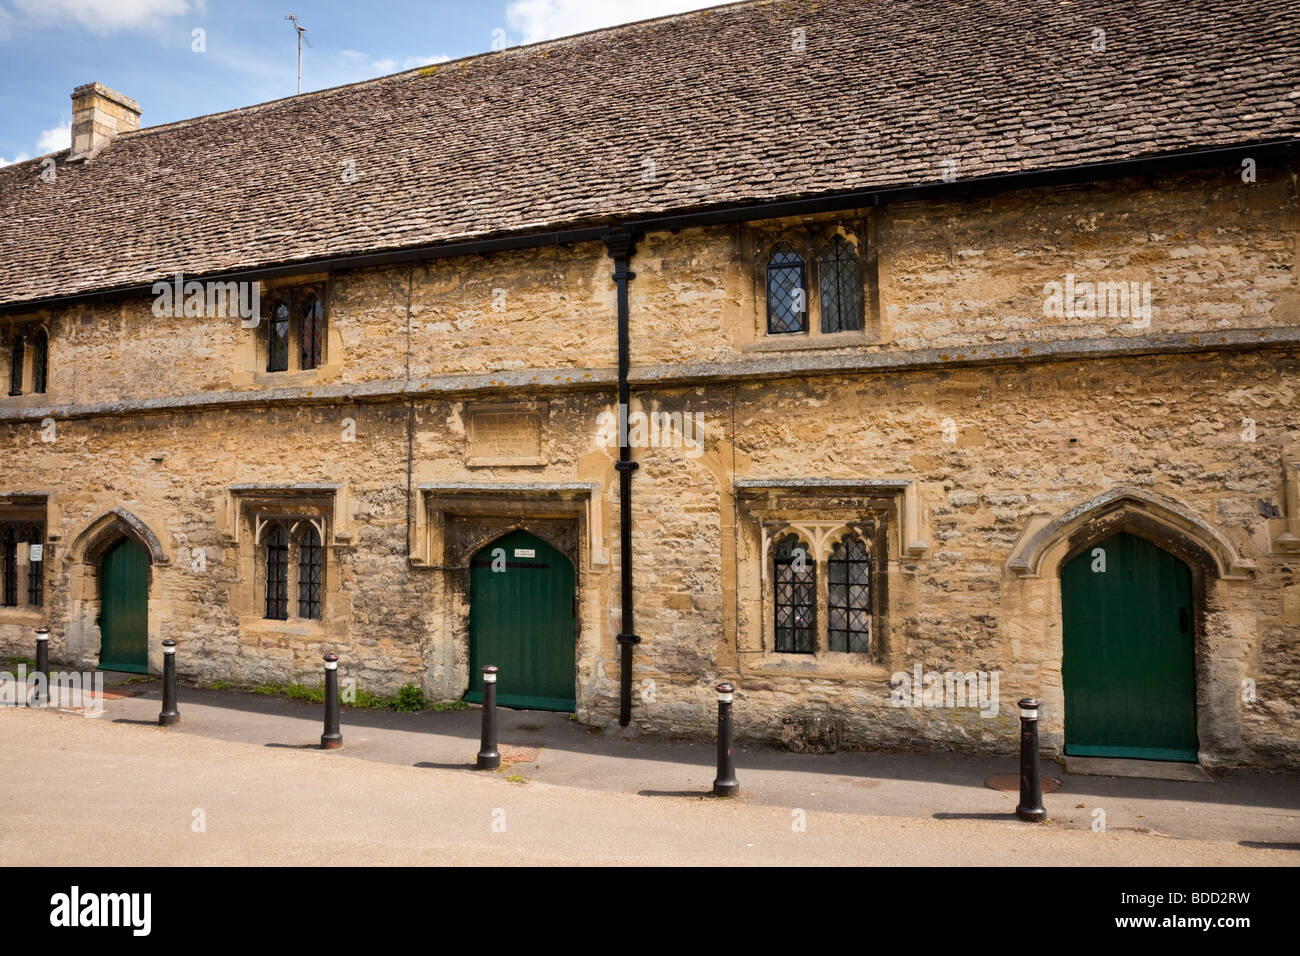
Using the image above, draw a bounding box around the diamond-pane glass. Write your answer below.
[828,533,871,652]
[300,294,325,370]
[267,301,290,372]
[264,523,289,620]
[819,235,863,333]
[773,533,815,653]
[298,525,323,620]
[766,243,807,334]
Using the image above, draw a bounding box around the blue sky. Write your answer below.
[0,0,721,165]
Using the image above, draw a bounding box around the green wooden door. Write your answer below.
[99,537,149,674]
[467,530,576,711]
[1062,532,1198,761]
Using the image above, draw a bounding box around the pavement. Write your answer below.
[1,671,1298,865]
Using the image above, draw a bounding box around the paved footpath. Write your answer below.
[1,686,1297,864]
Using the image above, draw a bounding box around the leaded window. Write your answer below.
[264,523,289,620]
[8,334,23,396]
[267,301,290,373]
[1,521,44,607]
[1,527,16,606]
[828,533,871,652]
[298,525,323,620]
[818,235,863,333]
[766,242,807,334]
[31,328,48,394]
[300,294,325,371]
[773,533,815,653]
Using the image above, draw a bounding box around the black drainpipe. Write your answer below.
[604,228,639,727]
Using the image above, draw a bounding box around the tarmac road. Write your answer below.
[1,708,1292,866]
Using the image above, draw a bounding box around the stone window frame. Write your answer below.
[735,479,930,681]
[219,483,352,635]
[253,513,328,624]
[0,493,51,623]
[0,516,45,610]
[261,284,327,374]
[746,217,880,348]
[759,517,888,662]
[247,276,337,386]
[1,318,51,400]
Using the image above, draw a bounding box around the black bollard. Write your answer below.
[476,665,500,770]
[1015,697,1046,822]
[158,638,180,726]
[33,625,49,707]
[320,653,342,750]
[712,682,739,797]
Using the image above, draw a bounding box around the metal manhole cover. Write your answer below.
[985,773,1061,793]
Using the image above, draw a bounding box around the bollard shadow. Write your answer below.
[264,742,325,750]
[1238,841,1300,851]
[637,788,714,799]
[112,718,160,727]
[932,812,1017,821]
[414,760,477,771]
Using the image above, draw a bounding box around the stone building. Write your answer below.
[1,0,1298,769]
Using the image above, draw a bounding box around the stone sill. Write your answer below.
[743,332,876,353]
[0,608,45,625]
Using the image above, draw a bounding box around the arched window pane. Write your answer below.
[298,525,323,620]
[267,301,290,372]
[264,523,289,620]
[300,294,324,371]
[819,235,863,333]
[31,329,48,394]
[8,334,24,396]
[766,242,807,334]
[828,533,871,652]
[773,532,815,653]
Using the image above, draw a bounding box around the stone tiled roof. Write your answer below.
[1,0,1297,308]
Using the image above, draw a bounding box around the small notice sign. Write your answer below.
[514,549,536,558]
[29,544,43,562]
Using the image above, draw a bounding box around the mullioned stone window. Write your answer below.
[257,517,325,621]
[3,324,49,398]
[262,286,326,374]
[0,518,45,608]
[758,223,873,340]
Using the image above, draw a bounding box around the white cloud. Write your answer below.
[36,121,71,153]
[0,153,31,167]
[367,54,449,77]
[403,54,450,68]
[505,0,722,44]
[13,0,191,34]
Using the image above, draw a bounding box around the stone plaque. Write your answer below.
[466,403,546,466]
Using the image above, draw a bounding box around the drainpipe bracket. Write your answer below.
[614,460,639,473]
[616,633,642,645]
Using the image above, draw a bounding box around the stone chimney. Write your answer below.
[68,82,140,161]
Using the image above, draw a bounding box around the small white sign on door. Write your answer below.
[514,548,535,558]
[29,544,43,562]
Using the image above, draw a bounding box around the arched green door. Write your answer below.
[467,530,576,711]
[99,537,149,674]
[1062,532,1198,761]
